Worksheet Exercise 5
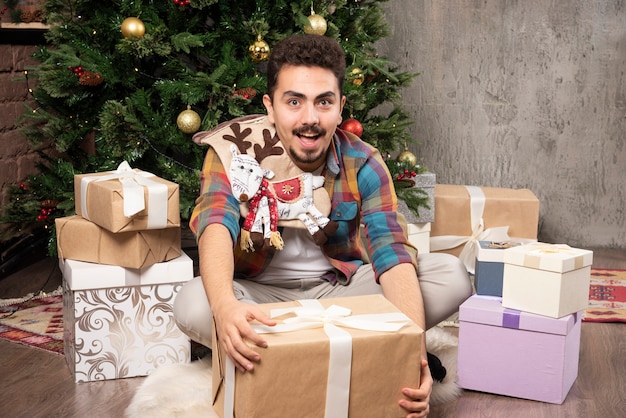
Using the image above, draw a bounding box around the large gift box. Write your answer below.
[429,184,539,273]
[61,252,194,382]
[457,295,582,404]
[212,294,423,418]
[74,161,180,233]
[474,241,522,296]
[56,215,181,269]
[502,242,593,318]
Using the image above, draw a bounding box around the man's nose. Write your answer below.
[301,103,319,126]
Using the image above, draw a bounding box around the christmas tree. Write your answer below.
[1,0,428,255]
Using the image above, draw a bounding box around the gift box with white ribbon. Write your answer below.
[61,252,194,382]
[429,184,539,274]
[502,242,593,318]
[74,161,180,233]
[457,295,582,404]
[211,294,423,418]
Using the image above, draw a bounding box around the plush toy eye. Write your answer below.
[249,169,254,173]
[239,165,245,169]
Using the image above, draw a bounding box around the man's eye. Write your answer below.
[288,99,299,106]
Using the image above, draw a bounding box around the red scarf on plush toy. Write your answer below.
[241,178,283,251]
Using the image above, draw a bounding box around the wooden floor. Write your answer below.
[1,248,625,417]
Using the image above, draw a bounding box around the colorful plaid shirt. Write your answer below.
[189,128,418,284]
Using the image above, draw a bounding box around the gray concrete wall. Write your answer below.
[379,1,626,249]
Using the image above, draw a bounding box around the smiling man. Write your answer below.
[174,34,472,417]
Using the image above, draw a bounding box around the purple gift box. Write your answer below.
[457,295,582,404]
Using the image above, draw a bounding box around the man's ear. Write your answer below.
[263,94,275,124]
[338,95,347,125]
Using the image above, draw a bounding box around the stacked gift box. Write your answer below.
[55,162,193,382]
[457,241,593,404]
[428,183,593,404]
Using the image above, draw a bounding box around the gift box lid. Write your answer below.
[503,242,593,273]
[459,295,580,336]
[476,241,523,263]
[60,251,193,290]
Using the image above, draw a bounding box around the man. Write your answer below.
[174,34,472,417]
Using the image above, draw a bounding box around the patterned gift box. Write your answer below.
[74,161,180,233]
[458,295,582,404]
[61,252,194,383]
[55,215,181,269]
[474,241,522,296]
[212,295,423,418]
[398,172,436,224]
[429,184,539,274]
[502,242,593,318]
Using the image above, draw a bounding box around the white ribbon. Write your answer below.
[430,185,511,274]
[80,161,168,229]
[222,299,410,418]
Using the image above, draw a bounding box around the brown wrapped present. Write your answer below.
[56,215,181,269]
[75,162,180,233]
[212,294,423,418]
[430,184,539,273]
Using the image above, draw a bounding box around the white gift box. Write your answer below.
[61,252,194,382]
[502,243,593,318]
[407,222,431,254]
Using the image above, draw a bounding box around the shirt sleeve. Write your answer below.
[358,149,418,279]
[189,147,241,244]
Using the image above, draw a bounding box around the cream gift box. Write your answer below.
[74,161,180,233]
[211,294,423,418]
[474,241,522,296]
[429,184,539,274]
[502,243,593,318]
[407,222,431,254]
[56,215,181,269]
[457,295,582,404]
[61,252,194,383]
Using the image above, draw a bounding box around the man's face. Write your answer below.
[263,65,346,172]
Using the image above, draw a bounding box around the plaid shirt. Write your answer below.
[189,128,418,284]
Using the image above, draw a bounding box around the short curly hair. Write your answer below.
[266,34,346,100]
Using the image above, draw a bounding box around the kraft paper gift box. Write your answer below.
[56,215,181,269]
[474,241,522,296]
[429,184,539,274]
[502,242,593,318]
[74,161,180,233]
[457,295,582,404]
[211,294,423,418]
[60,252,194,383]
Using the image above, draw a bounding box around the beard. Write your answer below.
[288,124,328,167]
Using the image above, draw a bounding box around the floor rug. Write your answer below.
[583,268,626,323]
[0,288,64,355]
[125,326,461,417]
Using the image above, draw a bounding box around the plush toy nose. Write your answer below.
[240,193,249,202]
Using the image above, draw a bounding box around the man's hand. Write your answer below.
[399,359,433,417]
[212,299,276,372]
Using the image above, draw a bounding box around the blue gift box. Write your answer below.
[474,241,521,296]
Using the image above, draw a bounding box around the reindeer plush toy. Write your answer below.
[196,115,338,252]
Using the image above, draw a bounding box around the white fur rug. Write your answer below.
[125,326,461,417]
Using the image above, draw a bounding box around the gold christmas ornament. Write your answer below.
[177,105,202,134]
[248,35,270,63]
[397,146,418,166]
[350,68,365,86]
[121,17,145,38]
[304,12,327,36]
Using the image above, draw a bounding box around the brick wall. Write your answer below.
[0,43,45,207]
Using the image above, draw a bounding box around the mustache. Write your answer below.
[293,124,325,136]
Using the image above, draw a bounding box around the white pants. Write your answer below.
[173,252,472,348]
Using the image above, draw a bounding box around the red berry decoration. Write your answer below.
[340,118,363,137]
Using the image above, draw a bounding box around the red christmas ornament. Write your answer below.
[340,118,363,137]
